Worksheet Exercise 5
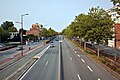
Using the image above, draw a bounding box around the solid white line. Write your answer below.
[46,61,48,66]
[77,74,81,80]
[19,59,38,80]
[70,57,72,60]
[19,46,50,80]
[77,54,80,57]
[81,59,85,63]
[87,66,93,72]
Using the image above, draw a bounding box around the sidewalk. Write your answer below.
[0,42,43,65]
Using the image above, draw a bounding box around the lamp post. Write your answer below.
[21,14,29,56]
[16,14,29,56]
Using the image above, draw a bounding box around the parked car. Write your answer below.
[16,46,23,51]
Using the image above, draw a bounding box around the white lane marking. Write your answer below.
[19,59,38,80]
[19,46,50,80]
[46,61,48,66]
[70,57,72,60]
[77,54,80,57]
[81,59,85,63]
[75,51,77,53]
[98,78,101,80]
[87,66,93,72]
[51,53,52,55]
[77,74,81,80]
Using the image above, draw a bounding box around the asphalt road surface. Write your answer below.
[62,39,116,80]
[21,40,59,80]
[20,37,116,80]
[0,42,47,80]
[0,42,41,61]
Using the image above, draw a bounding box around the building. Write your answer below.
[107,5,120,23]
[26,23,43,36]
[107,5,120,49]
[9,32,19,39]
[115,24,120,49]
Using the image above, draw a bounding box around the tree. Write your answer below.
[88,7,114,44]
[111,0,120,5]
[111,0,120,14]
[87,7,114,61]
[48,28,57,37]
[41,28,49,38]
[62,7,114,61]
[1,21,17,32]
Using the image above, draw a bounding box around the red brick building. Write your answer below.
[26,23,42,36]
[115,24,120,49]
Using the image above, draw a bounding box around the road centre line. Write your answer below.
[81,59,85,63]
[77,74,81,80]
[87,66,93,72]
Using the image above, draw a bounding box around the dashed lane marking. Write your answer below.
[70,57,72,61]
[77,74,81,80]
[98,78,101,80]
[81,59,85,63]
[46,61,48,66]
[77,54,80,57]
[87,66,93,72]
[75,51,77,53]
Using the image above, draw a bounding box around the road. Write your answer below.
[0,42,46,80]
[0,42,41,61]
[62,39,116,80]
[21,40,59,80]
[20,37,116,80]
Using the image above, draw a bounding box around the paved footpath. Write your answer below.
[0,42,43,65]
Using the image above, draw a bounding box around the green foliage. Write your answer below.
[88,7,114,43]
[63,7,114,44]
[26,34,36,40]
[41,28,49,38]
[111,0,120,5]
[1,21,17,32]
[111,0,120,14]
[0,21,18,42]
[48,28,57,37]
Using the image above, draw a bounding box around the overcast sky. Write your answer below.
[0,0,113,32]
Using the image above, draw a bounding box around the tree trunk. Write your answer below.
[97,44,100,62]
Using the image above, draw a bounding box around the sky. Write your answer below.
[0,0,113,32]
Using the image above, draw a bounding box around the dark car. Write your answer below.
[16,46,23,51]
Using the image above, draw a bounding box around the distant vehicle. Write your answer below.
[16,46,23,51]
[50,43,54,47]
[55,38,59,41]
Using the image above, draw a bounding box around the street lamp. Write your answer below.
[16,14,29,56]
[21,14,29,56]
